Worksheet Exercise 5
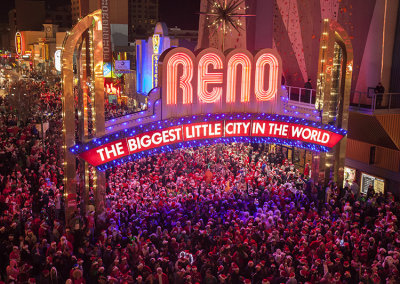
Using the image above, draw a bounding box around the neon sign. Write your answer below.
[226,52,252,103]
[71,113,346,169]
[159,47,282,119]
[161,48,280,104]
[165,52,194,105]
[15,32,23,56]
[105,83,120,96]
[152,34,160,54]
[152,34,161,88]
[198,53,224,103]
[152,54,160,88]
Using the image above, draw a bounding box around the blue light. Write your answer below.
[71,112,346,162]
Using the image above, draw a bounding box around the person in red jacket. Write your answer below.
[154,267,169,284]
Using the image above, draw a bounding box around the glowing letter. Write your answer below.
[226,53,251,103]
[197,53,224,103]
[166,53,193,105]
[255,53,279,101]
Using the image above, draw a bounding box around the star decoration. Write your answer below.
[199,0,255,50]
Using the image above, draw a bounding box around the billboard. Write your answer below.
[103,62,112,78]
[115,60,130,71]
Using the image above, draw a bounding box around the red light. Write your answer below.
[255,52,279,101]
[166,52,194,105]
[226,53,252,103]
[197,53,224,103]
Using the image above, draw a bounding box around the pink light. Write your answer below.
[197,53,223,103]
[255,53,279,101]
[226,53,251,103]
[166,52,193,105]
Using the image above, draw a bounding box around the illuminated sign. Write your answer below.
[361,173,385,195]
[152,54,160,88]
[15,32,23,56]
[103,62,112,77]
[153,34,160,54]
[115,60,130,71]
[101,0,112,62]
[105,83,120,96]
[71,113,346,169]
[152,34,161,89]
[159,47,282,119]
[343,166,356,188]
[54,50,61,72]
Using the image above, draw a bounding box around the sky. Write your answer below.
[0,0,202,30]
[159,0,201,30]
[0,0,14,23]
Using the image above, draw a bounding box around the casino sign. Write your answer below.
[15,32,24,56]
[71,47,347,169]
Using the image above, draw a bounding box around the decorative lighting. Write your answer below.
[71,112,347,170]
[199,0,255,50]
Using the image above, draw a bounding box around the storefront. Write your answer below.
[343,166,385,194]
[268,144,314,174]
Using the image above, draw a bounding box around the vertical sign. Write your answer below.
[15,32,23,56]
[152,34,160,88]
[101,0,112,62]
[54,50,62,72]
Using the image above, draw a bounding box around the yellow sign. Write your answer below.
[153,34,160,54]
[15,32,23,56]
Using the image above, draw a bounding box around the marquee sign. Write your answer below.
[152,34,161,88]
[101,0,112,62]
[15,32,23,56]
[71,113,346,170]
[159,47,282,119]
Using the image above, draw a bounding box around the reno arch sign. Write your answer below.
[70,47,347,169]
[158,47,282,119]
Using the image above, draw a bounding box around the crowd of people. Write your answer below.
[105,102,131,120]
[0,78,65,283]
[0,75,400,284]
[105,102,144,121]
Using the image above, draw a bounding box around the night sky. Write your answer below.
[0,0,202,30]
[159,0,201,30]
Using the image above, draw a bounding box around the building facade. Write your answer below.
[128,0,158,41]
[135,22,197,95]
[198,0,400,195]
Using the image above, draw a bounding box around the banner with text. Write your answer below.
[75,118,345,168]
